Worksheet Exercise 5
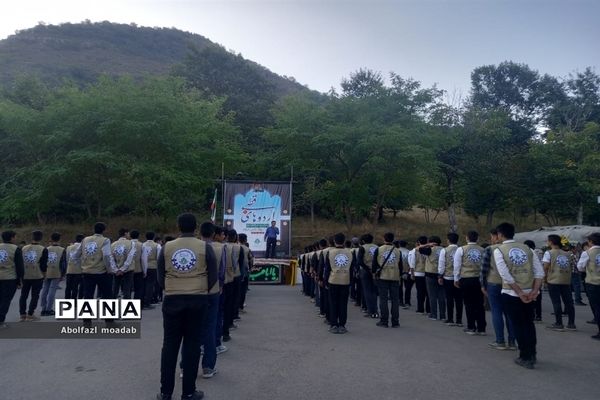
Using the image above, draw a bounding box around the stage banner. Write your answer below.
[223,181,292,258]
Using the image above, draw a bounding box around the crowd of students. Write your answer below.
[0,216,253,400]
[298,223,600,370]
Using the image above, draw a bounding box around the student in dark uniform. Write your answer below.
[238,234,252,315]
[40,233,67,316]
[543,234,576,331]
[0,231,24,328]
[373,232,403,328]
[397,240,411,309]
[357,234,378,318]
[453,231,486,335]
[409,236,430,316]
[222,229,244,342]
[19,230,48,321]
[65,234,84,300]
[324,233,353,334]
[157,213,217,400]
[494,223,544,369]
[143,232,162,307]
[424,236,445,321]
[438,233,463,327]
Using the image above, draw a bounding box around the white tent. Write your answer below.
[514,225,600,249]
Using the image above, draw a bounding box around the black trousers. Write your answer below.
[19,279,43,316]
[65,274,84,299]
[239,276,249,310]
[503,294,537,361]
[144,269,158,306]
[0,279,18,323]
[233,276,242,319]
[83,273,113,321]
[113,271,134,299]
[585,283,600,333]
[377,279,400,325]
[265,238,277,258]
[133,272,145,302]
[319,285,330,320]
[160,295,209,397]
[222,279,240,337]
[547,283,575,326]
[461,277,486,332]
[401,276,413,306]
[444,279,463,323]
[534,291,542,319]
[328,284,350,327]
[414,276,430,313]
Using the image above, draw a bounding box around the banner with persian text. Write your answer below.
[223,181,292,258]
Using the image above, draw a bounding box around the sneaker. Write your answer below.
[202,368,218,379]
[319,314,326,318]
[222,335,231,342]
[455,322,464,327]
[181,390,204,400]
[586,320,597,325]
[546,323,565,332]
[444,320,455,326]
[402,305,410,310]
[428,315,438,321]
[391,323,400,328]
[507,341,517,350]
[476,331,487,336]
[488,342,507,350]
[328,326,339,334]
[370,313,379,319]
[566,324,577,331]
[338,326,348,334]
[233,317,241,322]
[514,357,534,369]
[463,328,476,335]
[229,323,238,330]
[216,345,228,355]
[19,315,27,322]
[575,301,587,306]
[26,314,40,322]
[534,318,542,323]
[157,393,172,400]
[376,321,389,328]
[591,333,600,340]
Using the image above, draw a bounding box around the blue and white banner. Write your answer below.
[223,181,292,258]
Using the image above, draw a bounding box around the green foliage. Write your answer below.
[0,76,242,223]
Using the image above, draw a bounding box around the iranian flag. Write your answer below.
[210,188,217,222]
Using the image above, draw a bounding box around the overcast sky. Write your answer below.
[1,0,598,95]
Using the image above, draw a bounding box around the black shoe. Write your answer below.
[143,305,155,310]
[586,320,597,325]
[592,333,600,340]
[575,301,587,306]
[41,310,48,316]
[181,391,204,400]
[157,393,172,400]
[514,357,534,369]
[222,334,231,342]
[46,310,55,316]
[376,321,389,328]
[391,323,400,328]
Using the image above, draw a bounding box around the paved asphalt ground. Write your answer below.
[1,284,599,400]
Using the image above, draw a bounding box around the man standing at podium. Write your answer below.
[264,221,279,259]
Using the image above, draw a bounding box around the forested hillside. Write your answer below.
[0,22,599,232]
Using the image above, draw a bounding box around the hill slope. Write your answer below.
[0,21,308,97]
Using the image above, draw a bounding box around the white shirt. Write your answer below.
[141,241,162,274]
[577,246,600,272]
[438,245,457,280]
[408,249,424,277]
[452,243,477,281]
[542,250,552,264]
[493,240,545,297]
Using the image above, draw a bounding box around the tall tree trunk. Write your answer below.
[377,205,384,223]
[577,202,584,225]
[310,199,315,231]
[486,209,495,228]
[448,203,458,233]
[344,203,353,232]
